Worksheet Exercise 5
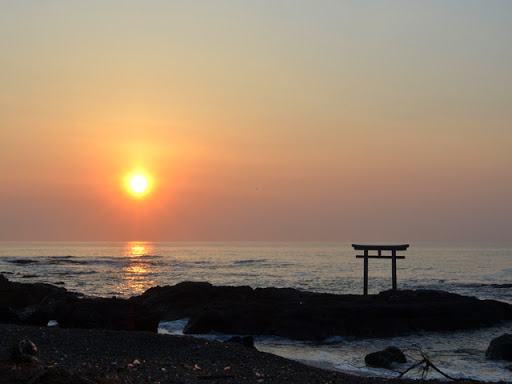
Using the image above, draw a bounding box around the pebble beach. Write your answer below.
[1,323,507,384]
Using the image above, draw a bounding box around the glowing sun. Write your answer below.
[130,175,148,194]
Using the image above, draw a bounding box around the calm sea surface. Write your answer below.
[1,242,511,381]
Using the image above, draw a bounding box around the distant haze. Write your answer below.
[1,1,511,242]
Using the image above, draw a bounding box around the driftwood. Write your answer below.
[397,345,478,382]
[353,344,479,381]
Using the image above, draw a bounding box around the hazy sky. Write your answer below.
[1,1,511,242]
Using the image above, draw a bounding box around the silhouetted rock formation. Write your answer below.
[53,297,160,332]
[0,275,159,332]
[132,282,512,340]
[2,275,512,340]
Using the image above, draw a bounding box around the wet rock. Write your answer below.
[365,347,407,368]
[486,334,512,361]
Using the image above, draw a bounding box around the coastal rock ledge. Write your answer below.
[2,275,512,340]
[134,282,512,340]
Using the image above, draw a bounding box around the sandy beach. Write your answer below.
[1,323,504,384]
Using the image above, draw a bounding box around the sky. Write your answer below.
[1,1,511,242]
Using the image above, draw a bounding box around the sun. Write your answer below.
[130,175,148,194]
[124,170,153,198]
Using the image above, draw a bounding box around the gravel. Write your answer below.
[0,324,496,384]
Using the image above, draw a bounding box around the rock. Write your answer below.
[0,306,20,324]
[9,338,40,364]
[365,347,407,369]
[0,274,72,310]
[17,306,51,326]
[183,310,227,334]
[146,283,512,340]
[19,338,38,356]
[486,334,512,361]
[132,282,252,320]
[54,297,160,332]
[0,275,159,332]
[0,274,10,288]
[225,336,255,349]
[2,275,512,341]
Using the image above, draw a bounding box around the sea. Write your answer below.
[1,242,511,381]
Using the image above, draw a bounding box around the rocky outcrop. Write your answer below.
[486,334,512,361]
[0,275,159,332]
[0,274,70,309]
[365,347,406,368]
[133,283,512,340]
[2,275,512,340]
[53,297,160,332]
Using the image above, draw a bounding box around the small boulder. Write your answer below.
[486,334,512,361]
[365,346,407,369]
[9,338,40,364]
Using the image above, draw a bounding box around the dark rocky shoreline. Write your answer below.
[2,274,512,341]
[1,323,506,384]
[2,275,512,383]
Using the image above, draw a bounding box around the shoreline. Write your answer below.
[0,323,501,384]
[2,275,512,381]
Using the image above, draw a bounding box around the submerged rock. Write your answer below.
[365,347,407,368]
[486,334,512,361]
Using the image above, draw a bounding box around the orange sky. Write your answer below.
[1,2,511,242]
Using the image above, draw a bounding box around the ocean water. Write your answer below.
[1,242,511,381]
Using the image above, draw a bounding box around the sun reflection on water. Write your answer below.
[115,242,158,297]
[127,243,148,257]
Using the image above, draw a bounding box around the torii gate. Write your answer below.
[352,244,409,295]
